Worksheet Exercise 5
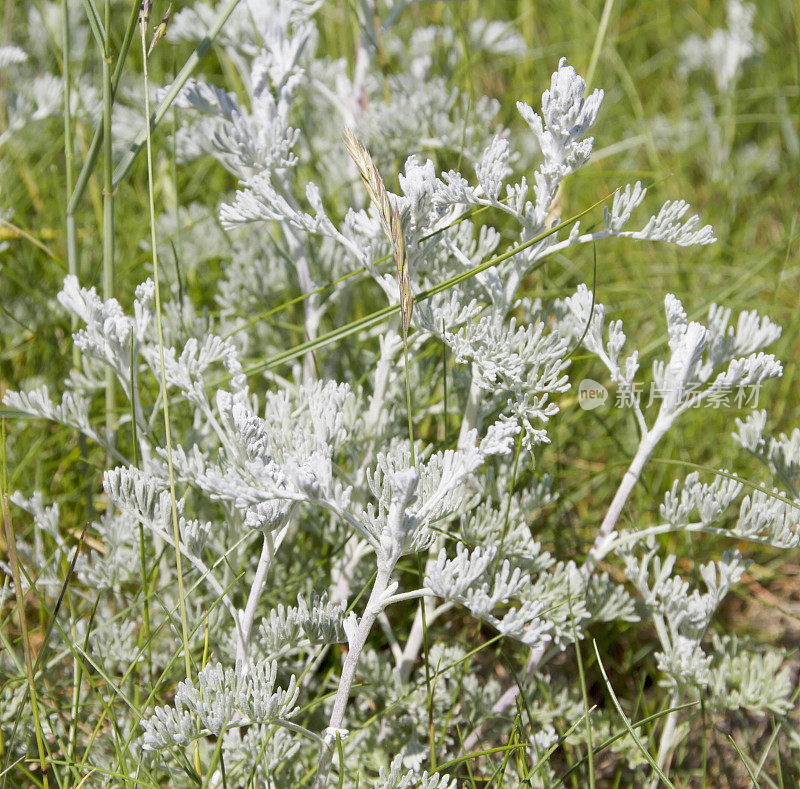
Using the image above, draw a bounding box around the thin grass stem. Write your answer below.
[101,0,115,450]
[138,9,198,772]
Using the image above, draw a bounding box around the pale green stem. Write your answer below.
[585,0,615,89]
[399,362,481,682]
[313,564,394,789]
[114,0,243,187]
[3,498,49,788]
[283,227,320,384]
[356,325,401,482]
[139,10,195,757]
[236,521,292,666]
[650,694,681,786]
[583,415,672,578]
[102,0,115,449]
[66,0,148,220]
[62,0,93,525]
[62,0,77,306]
[402,337,415,466]
[457,369,481,448]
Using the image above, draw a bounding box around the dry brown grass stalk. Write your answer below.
[343,127,413,336]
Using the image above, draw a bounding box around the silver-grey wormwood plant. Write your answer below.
[1,1,796,786]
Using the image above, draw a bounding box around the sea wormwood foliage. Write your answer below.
[1,1,796,786]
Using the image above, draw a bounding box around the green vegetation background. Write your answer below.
[0,0,798,784]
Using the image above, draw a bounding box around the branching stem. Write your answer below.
[313,564,393,788]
